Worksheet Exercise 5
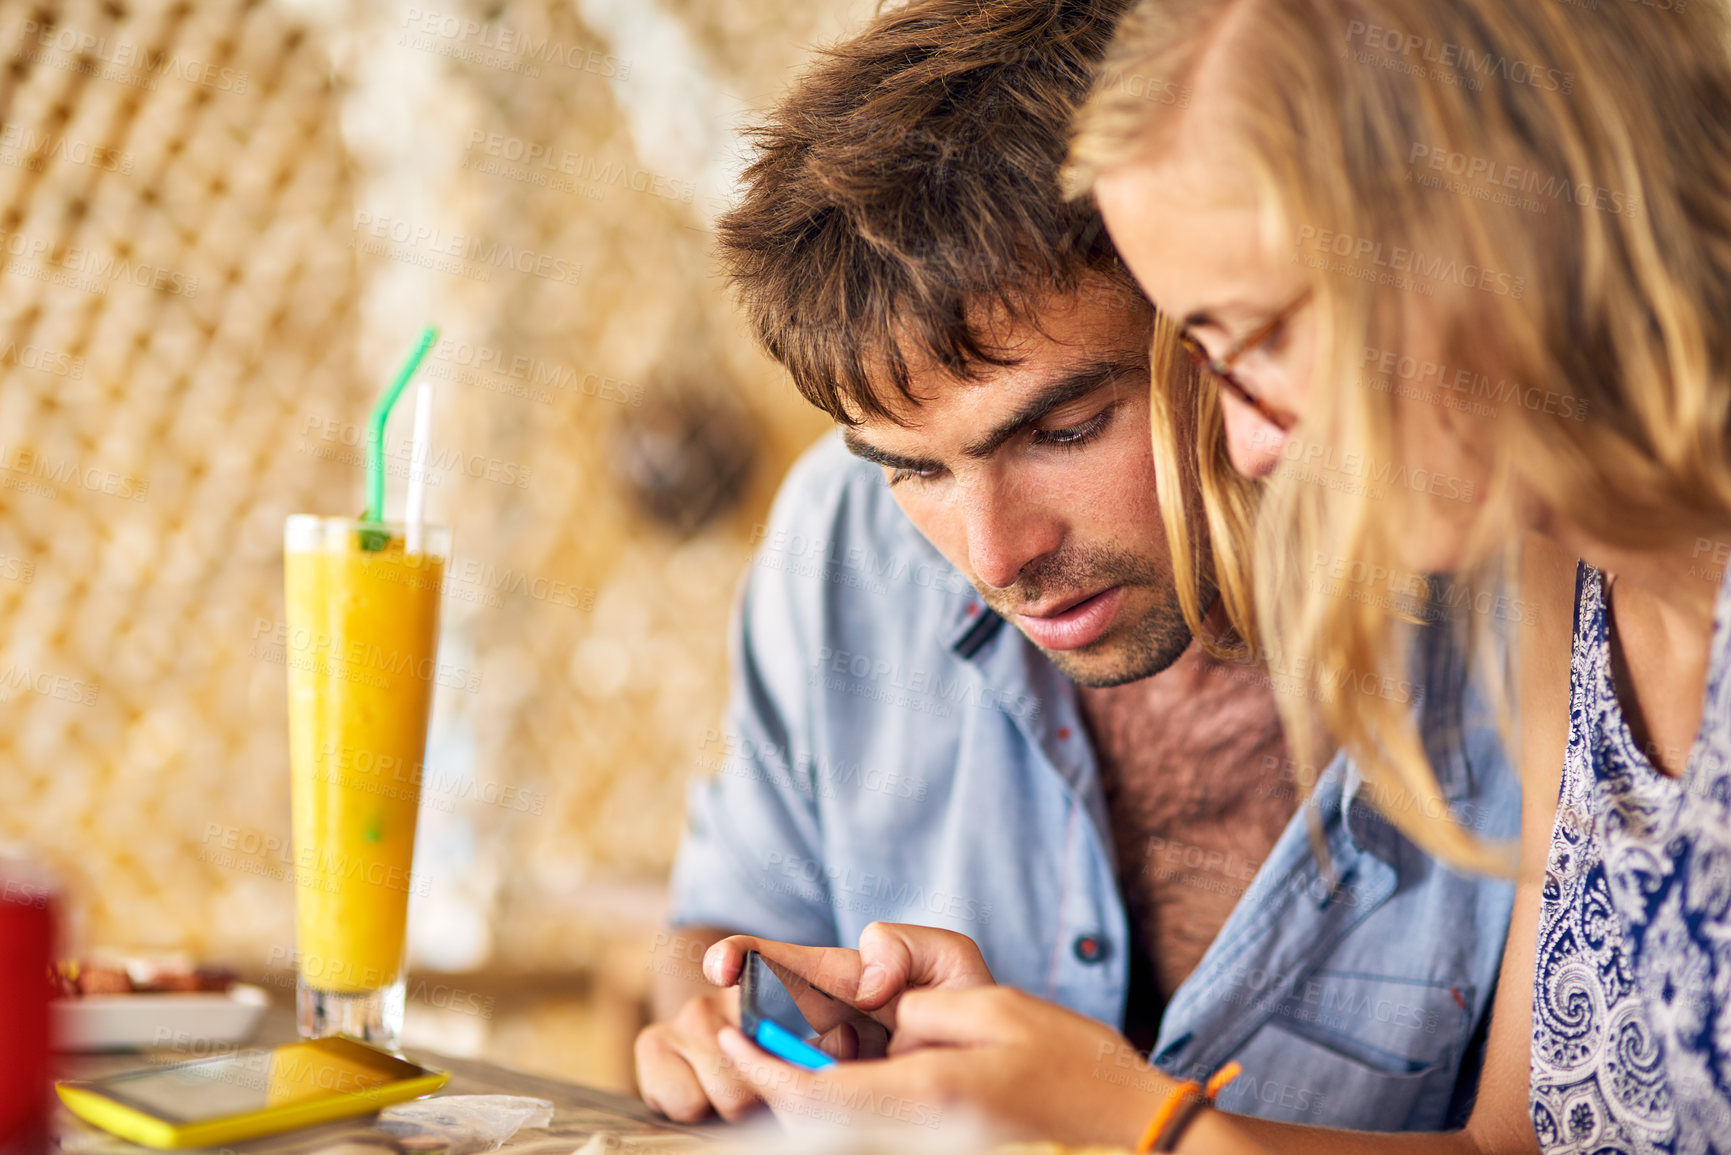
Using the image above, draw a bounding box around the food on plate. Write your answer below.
[52,956,236,998]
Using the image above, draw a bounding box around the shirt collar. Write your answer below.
[947,597,1004,658]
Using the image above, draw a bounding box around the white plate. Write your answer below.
[53,983,270,1052]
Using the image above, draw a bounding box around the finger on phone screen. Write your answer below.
[703,937,754,986]
[707,936,866,1003]
[816,1021,860,1061]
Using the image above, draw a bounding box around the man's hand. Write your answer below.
[634,985,765,1123]
[704,921,996,1028]
[636,922,994,1125]
[714,984,1272,1151]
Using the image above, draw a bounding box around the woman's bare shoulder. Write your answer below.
[1518,533,1579,804]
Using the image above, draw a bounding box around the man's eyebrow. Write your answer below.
[840,430,942,474]
[960,358,1146,459]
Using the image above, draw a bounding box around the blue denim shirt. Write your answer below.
[670,433,1520,1132]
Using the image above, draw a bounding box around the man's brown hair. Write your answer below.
[717,0,1140,425]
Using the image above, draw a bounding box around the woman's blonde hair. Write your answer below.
[1069,0,1731,872]
[1148,313,1262,654]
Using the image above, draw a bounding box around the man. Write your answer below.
[635,0,1517,1133]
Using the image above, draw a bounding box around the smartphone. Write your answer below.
[738,949,888,1070]
[55,1036,449,1149]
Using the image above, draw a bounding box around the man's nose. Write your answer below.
[962,477,1062,590]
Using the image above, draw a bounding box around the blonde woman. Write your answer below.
[706,0,1731,1152]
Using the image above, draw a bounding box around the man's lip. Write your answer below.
[1012,586,1125,652]
[1018,587,1112,619]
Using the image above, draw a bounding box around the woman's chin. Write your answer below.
[1227,430,1286,478]
[1393,519,1491,578]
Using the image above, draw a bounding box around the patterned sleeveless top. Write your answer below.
[1531,562,1731,1153]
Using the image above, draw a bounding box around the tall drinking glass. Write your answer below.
[0,861,54,1153]
[283,516,449,1048]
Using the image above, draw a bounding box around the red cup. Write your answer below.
[0,867,55,1154]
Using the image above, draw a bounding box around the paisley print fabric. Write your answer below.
[1530,563,1731,1154]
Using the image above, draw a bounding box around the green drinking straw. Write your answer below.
[364,325,439,539]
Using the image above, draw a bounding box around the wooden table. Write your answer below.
[56,1007,715,1154]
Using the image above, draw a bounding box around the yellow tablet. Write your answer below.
[56,1036,450,1149]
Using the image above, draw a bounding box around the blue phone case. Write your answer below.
[751,1018,837,1070]
[739,950,839,1070]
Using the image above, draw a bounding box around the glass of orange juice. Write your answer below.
[283,515,449,1047]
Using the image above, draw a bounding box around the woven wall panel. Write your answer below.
[0,0,861,979]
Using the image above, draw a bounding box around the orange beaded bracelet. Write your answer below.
[1134,1061,1242,1154]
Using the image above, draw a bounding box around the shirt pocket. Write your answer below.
[1212,973,1473,1132]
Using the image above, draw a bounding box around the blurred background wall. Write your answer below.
[0,0,872,1089]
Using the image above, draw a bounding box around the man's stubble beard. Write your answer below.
[975,545,1196,688]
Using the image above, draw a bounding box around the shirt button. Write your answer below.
[1073,935,1109,964]
[1057,726,1072,741]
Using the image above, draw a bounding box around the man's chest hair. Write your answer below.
[1075,651,1292,840]
[1077,655,1298,1000]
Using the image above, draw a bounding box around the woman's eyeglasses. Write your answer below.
[1175,289,1311,432]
